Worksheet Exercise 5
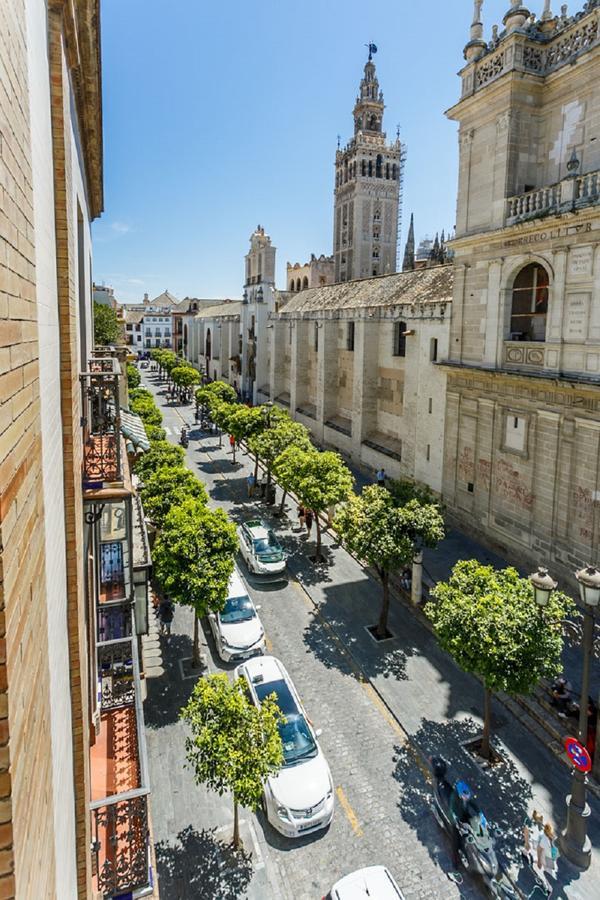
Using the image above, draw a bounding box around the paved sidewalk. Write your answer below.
[143,376,599,898]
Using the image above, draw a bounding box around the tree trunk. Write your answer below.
[315,512,322,561]
[481,686,492,760]
[254,455,259,479]
[377,571,390,638]
[232,441,236,464]
[266,465,272,490]
[279,489,288,515]
[233,798,240,850]
[192,612,202,668]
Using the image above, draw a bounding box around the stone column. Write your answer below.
[351,318,378,457]
[411,552,423,606]
[442,390,461,505]
[291,320,309,415]
[483,261,503,367]
[316,319,337,443]
[589,245,600,343]
[475,398,496,524]
[532,410,561,559]
[547,248,568,357]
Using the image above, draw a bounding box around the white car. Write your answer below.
[235,655,334,838]
[208,569,265,662]
[238,519,286,577]
[326,867,406,900]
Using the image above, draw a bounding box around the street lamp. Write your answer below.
[531,563,600,869]
[529,566,558,608]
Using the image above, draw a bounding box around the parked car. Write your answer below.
[234,655,334,838]
[238,518,286,577]
[325,866,406,900]
[207,569,265,662]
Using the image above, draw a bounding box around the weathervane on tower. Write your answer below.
[366,42,378,61]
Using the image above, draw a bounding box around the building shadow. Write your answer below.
[155,824,253,900]
[143,632,198,730]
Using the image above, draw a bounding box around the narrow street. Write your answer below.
[141,373,600,900]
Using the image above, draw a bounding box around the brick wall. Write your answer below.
[0,1,57,897]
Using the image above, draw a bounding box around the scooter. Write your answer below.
[430,757,517,898]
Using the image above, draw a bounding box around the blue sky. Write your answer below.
[93,0,513,303]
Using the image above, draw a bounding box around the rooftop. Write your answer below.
[275,266,453,314]
[193,300,242,320]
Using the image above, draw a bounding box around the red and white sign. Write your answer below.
[564,736,592,773]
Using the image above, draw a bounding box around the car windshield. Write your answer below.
[253,532,281,555]
[254,678,317,764]
[220,595,254,624]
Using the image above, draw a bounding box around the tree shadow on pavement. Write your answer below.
[301,580,418,681]
[393,716,532,876]
[301,595,415,683]
[143,633,198,730]
[155,824,253,900]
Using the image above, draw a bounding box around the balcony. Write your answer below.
[506,169,600,226]
[81,360,123,488]
[91,634,151,898]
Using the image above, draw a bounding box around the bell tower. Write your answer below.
[333,46,404,282]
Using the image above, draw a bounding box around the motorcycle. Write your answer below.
[430,757,517,898]
[179,428,189,448]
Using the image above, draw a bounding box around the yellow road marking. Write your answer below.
[336,786,363,837]
[265,635,273,653]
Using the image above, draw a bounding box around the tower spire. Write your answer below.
[402,214,415,272]
[464,1,487,61]
[353,48,384,136]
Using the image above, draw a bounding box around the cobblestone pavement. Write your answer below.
[142,375,474,900]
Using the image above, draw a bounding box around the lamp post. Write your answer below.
[529,564,600,869]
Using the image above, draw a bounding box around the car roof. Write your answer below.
[241,655,286,687]
[331,867,405,899]
[243,519,269,536]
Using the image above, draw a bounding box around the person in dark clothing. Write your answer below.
[447,781,472,883]
[305,509,314,536]
[158,599,175,639]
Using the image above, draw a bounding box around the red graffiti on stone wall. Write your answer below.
[478,459,492,491]
[458,447,474,483]
[573,486,594,542]
[495,459,534,511]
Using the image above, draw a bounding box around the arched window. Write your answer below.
[376,155,383,178]
[369,115,377,131]
[368,160,373,177]
[302,276,309,290]
[510,263,549,342]
[289,281,295,291]
[296,279,301,292]
[385,163,390,179]
[361,159,366,176]
[392,164,397,180]
[206,328,212,360]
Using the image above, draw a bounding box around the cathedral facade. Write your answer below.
[442,1,600,581]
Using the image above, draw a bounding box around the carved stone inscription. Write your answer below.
[565,293,590,342]
[569,246,593,278]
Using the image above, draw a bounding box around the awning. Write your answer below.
[120,408,150,453]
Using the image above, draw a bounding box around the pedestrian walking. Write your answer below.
[376,467,386,488]
[229,434,236,452]
[535,822,558,883]
[522,810,544,865]
[305,509,314,536]
[158,598,175,640]
[297,505,306,530]
[247,472,256,498]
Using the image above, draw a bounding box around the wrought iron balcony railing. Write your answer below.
[91,634,151,897]
[81,358,123,486]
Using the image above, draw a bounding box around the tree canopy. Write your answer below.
[140,465,207,527]
[425,559,574,757]
[133,440,185,482]
[195,381,237,409]
[126,363,141,390]
[153,498,238,665]
[93,302,120,346]
[335,486,444,635]
[276,447,353,559]
[181,674,283,848]
[248,417,311,482]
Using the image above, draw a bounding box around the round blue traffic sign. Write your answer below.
[564,736,592,773]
